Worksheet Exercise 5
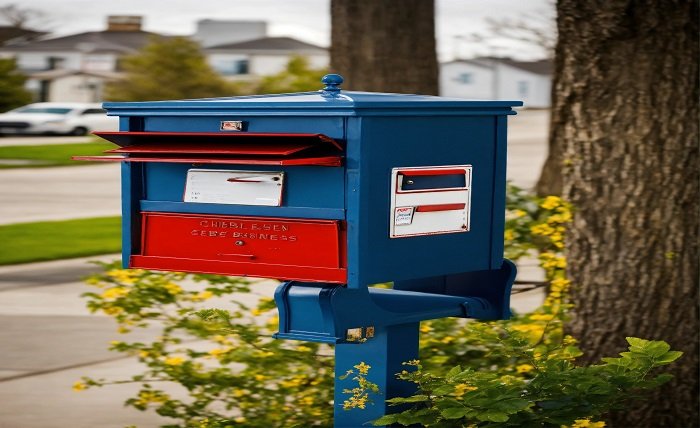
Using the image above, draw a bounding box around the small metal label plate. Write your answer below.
[220,120,245,131]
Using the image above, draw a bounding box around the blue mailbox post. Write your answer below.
[77,75,521,427]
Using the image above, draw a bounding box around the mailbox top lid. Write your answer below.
[103,74,523,117]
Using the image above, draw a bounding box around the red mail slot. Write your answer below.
[131,213,347,283]
[72,132,344,167]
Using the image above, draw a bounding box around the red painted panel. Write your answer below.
[130,256,347,283]
[107,142,317,156]
[415,203,466,212]
[136,213,347,282]
[71,155,343,167]
[93,131,343,151]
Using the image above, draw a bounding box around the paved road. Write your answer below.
[0,110,549,226]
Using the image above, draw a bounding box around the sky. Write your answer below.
[8,0,554,61]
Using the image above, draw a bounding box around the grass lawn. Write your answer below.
[0,140,115,169]
[0,216,121,265]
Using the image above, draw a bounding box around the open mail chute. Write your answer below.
[72,131,344,166]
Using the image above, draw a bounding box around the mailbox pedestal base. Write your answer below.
[334,322,419,428]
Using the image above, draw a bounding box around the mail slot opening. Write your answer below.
[73,131,344,167]
[398,168,468,192]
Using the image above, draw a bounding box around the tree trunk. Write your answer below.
[557,1,699,426]
[535,86,564,196]
[330,0,438,95]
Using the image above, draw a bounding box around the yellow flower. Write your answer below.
[571,419,606,428]
[297,345,312,352]
[138,350,150,359]
[232,389,246,398]
[354,362,371,375]
[72,381,87,392]
[163,282,183,295]
[102,306,124,316]
[454,383,478,397]
[516,364,534,374]
[504,229,515,241]
[500,375,519,385]
[441,336,455,344]
[100,287,129,299]
[250,308,263,316]
[300,396,314,406]
[513,209,527,218]
[266,315,279,329]
[530,313,555,321]
[540,196,562,210]
[550,277,571,291]
[563,335,577,346]
[190,290,214,301]
[254,374,268,381]
[234,417,246,424]
[208,347,231,359]
[212,335,232,345]
[539,252,567,269]
[420,324,433,333]
[531,223,556,236]
[164,356,185,366]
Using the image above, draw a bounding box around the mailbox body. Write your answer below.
[95,92,521,289]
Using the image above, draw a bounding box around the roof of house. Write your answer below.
[205,36,326,53]
[444,57,552,75]
[0,26,46,45]
[0,30,165,53]
[29,68,123,80]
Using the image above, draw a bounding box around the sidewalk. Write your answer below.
[0,255,282,428]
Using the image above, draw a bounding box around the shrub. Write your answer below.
[76,186,680,427]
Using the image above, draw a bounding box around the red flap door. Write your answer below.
[132,213,347,283]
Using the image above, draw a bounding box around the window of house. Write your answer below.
[47,56,65,70]
[455,72,473,84]
[518,81,529,97]
[214,59,250,76]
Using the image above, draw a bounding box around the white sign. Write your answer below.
[184,169,284,206]
[389,165,472,238]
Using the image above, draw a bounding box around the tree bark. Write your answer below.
[557,1,699,426]
[330,0,438,95]
[535,85,564,196]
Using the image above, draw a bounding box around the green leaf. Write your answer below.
[655,350,683,365]
[400,394,430,403]
[441,407,470,419]
[626,337,649,348]
[432,385,454,396]
[446,365,462,379]
[478,410,509,422]
[372,414,399,426]
[495,398,530,413]
[645,341,671,358]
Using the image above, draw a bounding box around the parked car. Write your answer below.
[0,102,119,136]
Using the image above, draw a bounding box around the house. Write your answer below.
[0,16,329,102]
[204,36,328,79]
[440,57,552,108]
[0,16,159,102]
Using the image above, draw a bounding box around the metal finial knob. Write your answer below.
[321,74,344,96]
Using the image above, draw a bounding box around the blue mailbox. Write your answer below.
[78,75,521,427]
